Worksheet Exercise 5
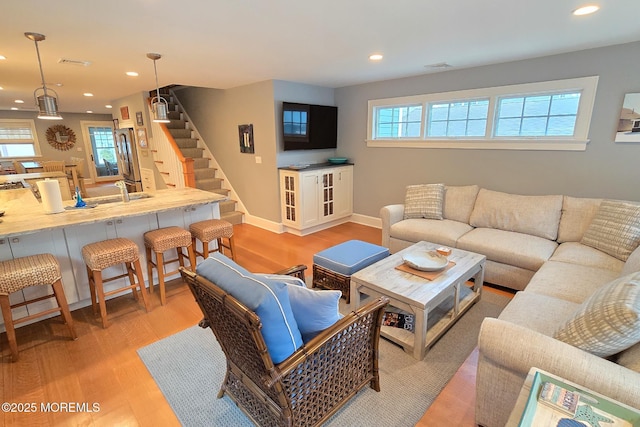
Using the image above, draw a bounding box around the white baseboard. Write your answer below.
[350,213,382,229]
[242,212,381,235]
[244,213,285,233]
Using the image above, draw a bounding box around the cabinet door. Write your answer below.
[300,172,320,227]
[280,172,299,226]
[7,230,77,320]
[333,166,353,218]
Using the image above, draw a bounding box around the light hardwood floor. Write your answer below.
[0,222,508,426]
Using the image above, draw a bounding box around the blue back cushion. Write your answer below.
[196,253,303,364]
[259,274,343,343]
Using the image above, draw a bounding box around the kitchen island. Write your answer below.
[0,187,227,331]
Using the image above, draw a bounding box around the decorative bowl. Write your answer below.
[402,250,448,271]
[328,157,348,164]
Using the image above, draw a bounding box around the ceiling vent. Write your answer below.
[58,58,91,66]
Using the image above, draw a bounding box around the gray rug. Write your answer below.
[138,291,509,426]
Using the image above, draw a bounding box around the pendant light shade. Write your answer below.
[25,32,63,120]
[147,53,171,123]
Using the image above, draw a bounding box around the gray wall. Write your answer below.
[176,81,281,221]
[0,110,111,164]
[335,41,640,218]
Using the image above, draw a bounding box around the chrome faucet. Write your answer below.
[115,181,130,203]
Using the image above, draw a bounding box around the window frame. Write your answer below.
[0,119,42,159]
[367,76,598,151]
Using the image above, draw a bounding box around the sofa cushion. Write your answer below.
[550,242,625,272]
[390,218,473,248]
[469,189,563,240]
[403,183,444,220]
[554,272,640,357]
[443,185,480,224]
[557,196,602,243]
[196,253,303,363]
[524,260,620,304]
[456,228,557,271]
[498,292,579,336]
[617,342,640,373]
[581,200,640,262]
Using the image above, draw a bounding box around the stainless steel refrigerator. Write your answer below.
[114,128,143,193]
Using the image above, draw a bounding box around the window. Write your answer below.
[0,119,40,158]
[427,100,489,137]
[375,104,422,138]
[367,76,598,150]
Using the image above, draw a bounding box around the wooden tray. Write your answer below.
[395,261,456,281]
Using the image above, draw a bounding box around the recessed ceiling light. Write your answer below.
[83,93,94,97]
[573,5,600,15]
[0,55,6,60]
[14,99,24,104]
[105,104,113,109]
[0,86,3,90]
[55,83,64,87]
[369,54,383,61]
[11,107,18,111]
[86,110,93,114]
[126,71,139,77]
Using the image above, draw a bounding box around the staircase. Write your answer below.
[152,89,244,225]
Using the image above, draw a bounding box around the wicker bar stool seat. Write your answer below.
[144,226,196,305]
[0,254,77,362]
[189,219,236,260]
[82,238,150,328]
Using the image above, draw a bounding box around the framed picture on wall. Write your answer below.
[136,111,144,126]
[238,124,254,153]
[615,93,640,142]
[137,127,148,148]
[120,106,130,120]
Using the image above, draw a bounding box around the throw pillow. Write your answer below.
[196,253,303,364]
[554,272,640,357]
[581,200,640,261]
[258,274,342,343]
[403,183,445,220]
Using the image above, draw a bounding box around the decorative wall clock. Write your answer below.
[46,124,76,151]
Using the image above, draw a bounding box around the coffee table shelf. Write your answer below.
[351,241,485,360]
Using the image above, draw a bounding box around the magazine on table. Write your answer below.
[382,308,414,332]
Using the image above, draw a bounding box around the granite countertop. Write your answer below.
[0,187,227,239]
[279,162,354,171]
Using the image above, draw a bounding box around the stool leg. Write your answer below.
[202,240,210,259]
[86,265,98,314]
[228,235,236,260]
[145,246,154,294]
[51,279,77,340]
[0,295,19,362]
[93,270,110,329]
[132,259,150,312]
[186,244,197,271]
[125,262,140,302]
[156,251,166,306]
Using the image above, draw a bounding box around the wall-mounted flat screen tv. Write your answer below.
[282,102,337,151]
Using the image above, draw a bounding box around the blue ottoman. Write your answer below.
[312,240,389,303]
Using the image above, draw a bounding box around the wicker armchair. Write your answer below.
[180,265,389,427]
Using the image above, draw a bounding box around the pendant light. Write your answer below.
[146,53,171,123]
[24,32,63,120]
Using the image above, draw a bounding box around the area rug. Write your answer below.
[138,290,509,426]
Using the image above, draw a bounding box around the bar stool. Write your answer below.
[189,219,236,261]
[82,238,150,328]
[144,226,196,305]
[0,254,77,362]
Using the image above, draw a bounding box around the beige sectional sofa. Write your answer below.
[380,185,640,426]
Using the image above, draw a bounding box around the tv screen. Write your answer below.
[283,102,337,151]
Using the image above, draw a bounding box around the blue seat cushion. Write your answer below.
[313,240,390,276]
[196,253,303,364]
[259,274,342,343]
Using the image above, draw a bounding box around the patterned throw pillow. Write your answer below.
[403,183,445,220]
[581,200,640,261]
[554,272,640,357]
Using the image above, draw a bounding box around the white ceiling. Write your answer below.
[1,0,639,115]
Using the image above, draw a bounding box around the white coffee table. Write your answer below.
[350,241,485,360]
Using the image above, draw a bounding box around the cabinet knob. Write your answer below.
[116,219,123,224]
[0,239,4,245]
[107,221,114,226]
[11,237,19,243]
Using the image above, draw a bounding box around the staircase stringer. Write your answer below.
[170,89,248,218]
